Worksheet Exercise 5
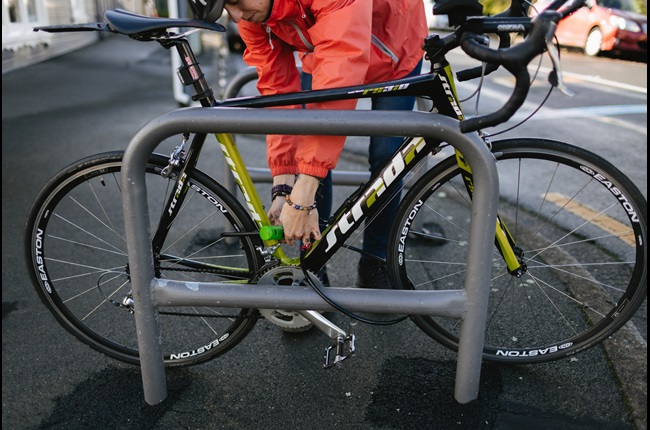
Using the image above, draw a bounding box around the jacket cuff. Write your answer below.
[298,164,329,179]
[270,165,298,177]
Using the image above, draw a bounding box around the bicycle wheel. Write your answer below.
[25,151,264,367]
[387,138,647,364]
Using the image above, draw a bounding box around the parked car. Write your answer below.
[532,0,647,57]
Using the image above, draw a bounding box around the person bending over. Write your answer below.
[225,0,428,287]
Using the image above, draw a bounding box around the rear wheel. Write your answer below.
[388,138,647,364]
[25,151,264,367]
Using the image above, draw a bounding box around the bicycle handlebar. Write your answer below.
[455,0,533,82]
[458,0,586,133]
[455,33,509,82]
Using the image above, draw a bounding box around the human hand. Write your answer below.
[279,204,321,247]
[278,174,322,247]
[267,195,285,226]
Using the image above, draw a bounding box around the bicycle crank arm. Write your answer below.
[297,310,356,368]
[298,310,347,339]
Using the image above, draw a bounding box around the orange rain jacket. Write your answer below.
[238,0,428,178]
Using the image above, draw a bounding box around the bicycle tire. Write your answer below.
[387,138,647,364]
[25,151,264,367]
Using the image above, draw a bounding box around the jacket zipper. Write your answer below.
[371,34,398,63]
[266,25,274,50]
[289,21,314,51]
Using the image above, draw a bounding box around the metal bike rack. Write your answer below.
[121,108,499,406]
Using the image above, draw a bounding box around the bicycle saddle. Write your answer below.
[104,9,225,37]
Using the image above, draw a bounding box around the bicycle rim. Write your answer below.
[25,151,264,367]
[388,138,647,364]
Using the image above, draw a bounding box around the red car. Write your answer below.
[533,0,647,57]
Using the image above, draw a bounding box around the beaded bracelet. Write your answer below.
[271,184,293,201]
[285,195,317,212]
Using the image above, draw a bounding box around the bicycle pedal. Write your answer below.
[323,334,355,369]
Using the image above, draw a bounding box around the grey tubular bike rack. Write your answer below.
[121,107,499,406]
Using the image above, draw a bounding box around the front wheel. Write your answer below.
[25,151,264,367]
[387,138,647,364]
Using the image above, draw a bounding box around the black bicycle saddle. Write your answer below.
[104,9,225,36]
[34,8,225,38]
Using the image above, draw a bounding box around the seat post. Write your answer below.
[165,37,216,107]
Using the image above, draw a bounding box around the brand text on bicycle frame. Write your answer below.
[168,172,188,216]
[324,137,427,252]
[347,83,410,96]
[219,142,263,225]
[440,74,463,118]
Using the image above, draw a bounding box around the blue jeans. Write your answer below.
[301,58,423,262]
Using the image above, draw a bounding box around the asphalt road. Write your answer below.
[2,34,647,430]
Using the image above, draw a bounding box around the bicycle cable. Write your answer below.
[488,36,559,137]
[298,260,409,326]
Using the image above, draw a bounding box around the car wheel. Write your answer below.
[584,27,603,56]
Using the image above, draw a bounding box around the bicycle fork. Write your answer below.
[432,59,526,277]
[454,147,526,276]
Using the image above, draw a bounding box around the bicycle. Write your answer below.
[25,0,646,404]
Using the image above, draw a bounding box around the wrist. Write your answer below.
[272,174,295,187]
[285,195,317,213]
[289,174,320,207]
[271,184,293,201]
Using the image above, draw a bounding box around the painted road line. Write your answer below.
[546,192,636,247]
[508,103,647,135]
[467,84,647,135]
[532,66,647,95]
[509,104,647,122]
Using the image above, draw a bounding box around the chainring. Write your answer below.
[257,266,324,332]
